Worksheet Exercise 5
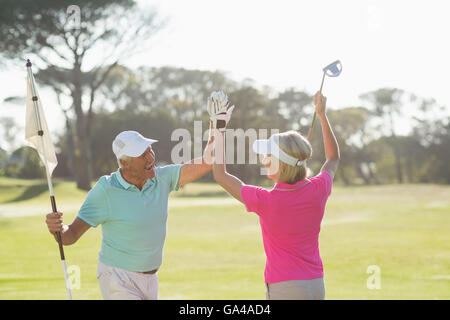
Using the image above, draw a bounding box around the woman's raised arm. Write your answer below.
[212,130,245,203]
[314,92,340,178]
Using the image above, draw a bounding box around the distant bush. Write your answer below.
[4,147,45,179]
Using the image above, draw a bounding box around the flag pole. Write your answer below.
[26,59,72,300]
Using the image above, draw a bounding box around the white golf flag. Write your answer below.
[25,69,58,175]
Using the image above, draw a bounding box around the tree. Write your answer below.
[80,108,178,178]
[272,88,312,131]
[427,119,450,183]
[0,0,164,189]
[5,147,45,179]
[98,69,282,183]
[0,147,7,176]
[412,111,450,183]
[0,117,21,152]
[53,66,238,179]
[326,107,372,185]
[360,88,405,183]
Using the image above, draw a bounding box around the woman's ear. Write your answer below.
[262,155,271,166]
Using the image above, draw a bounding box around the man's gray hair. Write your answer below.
[117,155,131,168]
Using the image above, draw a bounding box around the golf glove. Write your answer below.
[207,91,235,132]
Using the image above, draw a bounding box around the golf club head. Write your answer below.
[312,59,343,135]
[323,60,342,77]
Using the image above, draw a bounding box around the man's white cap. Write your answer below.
[112,131,158,159]
[252,135,305,167]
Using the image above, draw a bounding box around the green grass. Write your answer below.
[0,177,449,299]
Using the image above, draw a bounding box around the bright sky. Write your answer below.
[1,0,449,151]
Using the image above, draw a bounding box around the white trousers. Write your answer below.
[266,278,325,300]
[97,261,158,300]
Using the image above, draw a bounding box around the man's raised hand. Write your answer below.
[207,91,235,132]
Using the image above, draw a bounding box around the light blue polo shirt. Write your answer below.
[77,164,182,272]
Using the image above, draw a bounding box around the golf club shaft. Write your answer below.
[308,72,326,142]
[318,71,326,93]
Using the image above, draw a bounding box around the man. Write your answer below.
[45,104,231,299]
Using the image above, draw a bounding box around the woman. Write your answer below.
[212,91,340,300]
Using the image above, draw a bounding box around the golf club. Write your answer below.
[308,60,342,141]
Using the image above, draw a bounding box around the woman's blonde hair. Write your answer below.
[274,131,312,184]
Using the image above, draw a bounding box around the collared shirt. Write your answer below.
[240,171,333,283]
[77,164,182,272]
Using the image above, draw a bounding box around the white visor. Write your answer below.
[252,135,305,167]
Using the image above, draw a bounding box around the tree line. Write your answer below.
[2,65,449,187]
[0,0,449,188]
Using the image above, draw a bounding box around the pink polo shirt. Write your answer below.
[240,170,333,283]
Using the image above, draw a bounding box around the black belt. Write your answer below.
[138,269,158,274]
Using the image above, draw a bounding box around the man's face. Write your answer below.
[124,146,156,180]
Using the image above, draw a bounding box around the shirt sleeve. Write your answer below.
[310,170,333,197]
[156,164,182,192]
[77,179,109,228]
[240,184,270,216]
